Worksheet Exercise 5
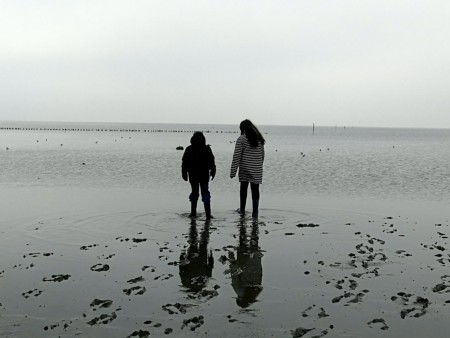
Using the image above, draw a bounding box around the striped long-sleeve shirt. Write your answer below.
[230,135,265,184]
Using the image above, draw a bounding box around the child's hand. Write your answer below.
[182,173,188,181]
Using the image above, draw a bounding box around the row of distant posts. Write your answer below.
[0,127,239,134]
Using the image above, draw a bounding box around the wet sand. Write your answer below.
[1,188,449,337]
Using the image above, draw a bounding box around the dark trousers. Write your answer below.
[240,182,260,201]
[189,180,211,203]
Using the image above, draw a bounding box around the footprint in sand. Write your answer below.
[80,244,99,251]
[42,274,71,282]
[23,252,54,258]
[127,276,145,284]
[13,263,35,270]
[87,312,117,326]
[90,299,113,310]
[334,279,358,291]
[132,238,147,243]
[142,265,156,272]
[44,321,71,332]
[182,316,204,331]
[391,293,430,318]
[154,273,174,281]
[367,318,389,330]
[162,303,194,315]
[395,250,413,258]
[90,264,110,272]
[123,286,146,296]
[22,289,43,299]
[115,236,148,244]
[296,223,320,228]
[301,304,330,319]
[127,330,150,338]
[332,290,368,304]
[291,327,332,338]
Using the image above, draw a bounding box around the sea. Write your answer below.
[1,121,449,202]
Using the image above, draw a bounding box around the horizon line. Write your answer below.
[0,119,449,131]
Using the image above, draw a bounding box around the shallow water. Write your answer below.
[1,122,450,201]
[1,122,450,337]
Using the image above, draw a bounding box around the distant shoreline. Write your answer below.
[1,120,449,131]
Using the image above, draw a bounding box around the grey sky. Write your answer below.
[1,0,449,128]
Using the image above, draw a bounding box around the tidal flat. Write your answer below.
[1,188,449,338]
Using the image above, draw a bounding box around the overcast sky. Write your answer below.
[1,1,449,128]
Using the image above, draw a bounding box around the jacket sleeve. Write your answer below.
[208,146,216,177]
[181,148,189,180]
[230,136,243,178]
[262,144,265,162]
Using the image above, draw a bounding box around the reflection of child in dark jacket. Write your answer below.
[182,131,216,219]
[179,223,214,292]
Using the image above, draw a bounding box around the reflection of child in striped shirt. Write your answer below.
[230,120,265,218]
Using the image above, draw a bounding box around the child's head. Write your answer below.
[190,131,206,146]
[239,119,253,133]
[239,119,265,146]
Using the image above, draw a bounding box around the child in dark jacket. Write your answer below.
[182,131,216,219]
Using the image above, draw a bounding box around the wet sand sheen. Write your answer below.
[1,205,450,338]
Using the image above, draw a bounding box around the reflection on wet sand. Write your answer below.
[229,219,263,308]
[179,220,214,293]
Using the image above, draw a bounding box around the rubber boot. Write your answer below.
[204,202,212,219]
[252,199,259,219]
[190,201,197,218]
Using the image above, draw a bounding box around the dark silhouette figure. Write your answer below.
[182,131,216,219]
[230,120,265,218]
[229,219,263,308]
[179,220,214,293]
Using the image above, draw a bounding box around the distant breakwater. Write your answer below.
[0,126,239,134]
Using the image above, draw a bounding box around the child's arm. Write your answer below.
[208,146,216,180]
[230,136,243,179]
[181,148,189,181]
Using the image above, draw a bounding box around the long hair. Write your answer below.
[190,131,206,146]
[239,120,265,147]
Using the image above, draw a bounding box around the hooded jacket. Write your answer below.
[182,133,216,182]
